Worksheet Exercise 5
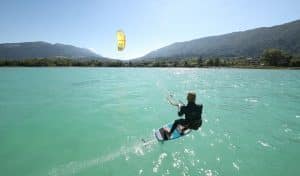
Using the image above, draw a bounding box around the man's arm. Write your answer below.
[200,104,203,115]
[198,104,203,119]
[178,105,185,117]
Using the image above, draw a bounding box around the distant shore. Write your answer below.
[1,48,300,69]
[1,65,299,70]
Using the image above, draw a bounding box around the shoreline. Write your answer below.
[1,66,300,70]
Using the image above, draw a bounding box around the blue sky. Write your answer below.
[1,0,300,59]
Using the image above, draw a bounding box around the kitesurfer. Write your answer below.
[166,92,203,138]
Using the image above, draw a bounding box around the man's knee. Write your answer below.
[174,119,184,124]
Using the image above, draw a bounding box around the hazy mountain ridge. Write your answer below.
[139,19,300,60]
[0,41,106,60]
[1,19,300,62]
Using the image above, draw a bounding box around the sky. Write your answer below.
[1,0,300,60]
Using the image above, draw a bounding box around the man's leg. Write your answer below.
[180,126,188,135]
[169,119,185,134]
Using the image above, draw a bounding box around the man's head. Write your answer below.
[187,92,196,103]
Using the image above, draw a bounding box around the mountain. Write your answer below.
[139,19,300,60]
[0,41,106,60]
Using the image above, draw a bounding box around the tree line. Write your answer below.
[1,48,300,67]
[0,58,123,67]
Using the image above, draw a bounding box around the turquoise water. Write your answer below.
[0,67,300,176]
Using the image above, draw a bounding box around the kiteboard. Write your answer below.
[155,122,192,142]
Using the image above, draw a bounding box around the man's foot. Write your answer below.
[178,125,188,135]
[164,131,170,139]
[163,128,171,139]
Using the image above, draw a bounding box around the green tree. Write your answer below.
[262,48,291,66]
[197,57,203,67]
[207,59,214,66]
[184,61,188,67]
[214,58,220,66]
[289,55,300,67]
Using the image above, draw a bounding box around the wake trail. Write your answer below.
[48,136,158,176]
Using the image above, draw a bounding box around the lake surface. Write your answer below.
[0,67,300,176]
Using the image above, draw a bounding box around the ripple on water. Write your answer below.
[228,143,237,150]
[198,169,219,176]
[152,153,167,173]
[233,162,240,171]
[184,148,195,156]
[284,128,292,133]
[257,140,272,148]
[138,169,143,175]
[172,152,182,169]
[244,98,259,103]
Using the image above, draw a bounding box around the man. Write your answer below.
[166,92,203,138]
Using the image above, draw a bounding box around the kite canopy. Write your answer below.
[116,30,126,51]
